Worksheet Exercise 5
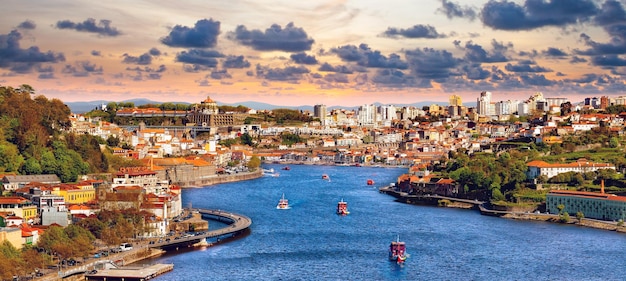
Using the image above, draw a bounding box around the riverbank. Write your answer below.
[379,185,626,234]
[180,169,262,188]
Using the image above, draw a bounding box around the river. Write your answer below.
[143,164,625,280]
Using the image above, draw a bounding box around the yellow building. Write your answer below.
[449,95,462,106]
[0,197,37,221]
[51,183,96,204]
[0,227,22,250]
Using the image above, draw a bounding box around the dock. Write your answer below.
[85,263,174,281]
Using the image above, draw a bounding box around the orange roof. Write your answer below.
[549,190,626,202]
[0,197,30,204]
[527,159,614,169]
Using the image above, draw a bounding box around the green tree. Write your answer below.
[240,132,254,146]
[0,142,24,172]
[247,155,261,171]
[21,157,42,174]
[491,188,505,201]
[576,211,584,223]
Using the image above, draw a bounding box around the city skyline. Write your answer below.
[1,0,626,106]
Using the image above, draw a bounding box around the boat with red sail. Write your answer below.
[336,198,350,215]
[389,235,408,264]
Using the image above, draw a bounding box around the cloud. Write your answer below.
[591,54,626,67]
[290,52,318,65]
[456,39,510,63]
[56,18,121,36]
[331,44,408,69]
[565,73,602,83]
[438,0,477,20]
[61,61,103,77]
[149,48,162,56]
[37,65,54,79]
[504,61,552,72]
[382,24,447,39]
[405,47,462,80]
[570,56,587,63]
[223,55,251,68]
[519,74,556,86]
[229,22,314,52]
[594,0,626,26]
[255,64,310,81]
[479,0,598,31]
[18,20,36,30]
[122,53,152,65]
[125,65,166,73]
[322,73,350,83]
[161,19,220,48]
[0,30,65,73]
[210,69,232,79]
[318,62,353,74]
[371,69,417,86]
[542,47,568,57]
[462,64,491,80]
[577,24,626,55]
[175,49,223,68]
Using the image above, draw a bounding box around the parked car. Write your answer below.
[119,243,133,251]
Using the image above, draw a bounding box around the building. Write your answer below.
[0,197,37,221]
[0,227,22,249]
[526,159,615,180]
[313,104,327,126]
[2,174,61,191]
[546,184,626,221]
[449,95,462,106]
[477,91,492,116]
[358,104,377,127]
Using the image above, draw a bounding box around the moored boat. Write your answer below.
[389,235,408,264]
[367,179,375,185]
[276,193,289,209]
[322,174,330,180]
[282,166,291,170]
[336,198,350,215]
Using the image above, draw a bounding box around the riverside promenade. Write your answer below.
[36,209,251,281]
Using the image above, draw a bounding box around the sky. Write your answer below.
[1,0,626,107]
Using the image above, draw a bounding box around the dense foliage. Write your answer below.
[0,85,119,182]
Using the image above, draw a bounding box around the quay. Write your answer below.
[85,263,174,281]
[36,209,251,281]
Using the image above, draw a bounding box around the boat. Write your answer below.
[389,235,408,264]
[263,168,279,177]
[367,179,375,185]
[282,166,291,171]
[276,193,289,209]
[322,174,330,180]
[336,198,350,215]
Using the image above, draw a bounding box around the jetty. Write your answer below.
[85,263,173,281]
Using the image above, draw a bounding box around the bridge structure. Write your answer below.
[148,209,252,250]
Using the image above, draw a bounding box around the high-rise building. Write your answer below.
[600,96,609,109]
[477,91,492,116]
[380,105,396,121]
[449,95,462,106]
[358,104,377,126]
[314,104,327,125]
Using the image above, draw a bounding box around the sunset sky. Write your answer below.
[1,0,626,107]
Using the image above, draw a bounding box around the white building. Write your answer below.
[477,91,492,116]
[527,159,615,179]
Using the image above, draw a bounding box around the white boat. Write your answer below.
[276,193,290,209]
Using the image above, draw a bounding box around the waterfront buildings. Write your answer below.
[546,186,626,221]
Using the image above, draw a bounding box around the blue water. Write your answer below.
[146,164,626,280]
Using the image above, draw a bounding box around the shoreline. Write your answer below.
[379,185,626,234]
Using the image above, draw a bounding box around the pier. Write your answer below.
[85,263,174,281]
